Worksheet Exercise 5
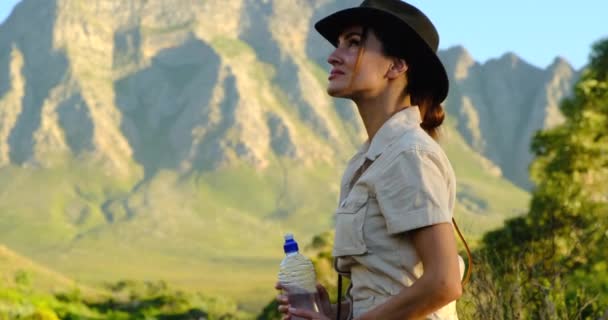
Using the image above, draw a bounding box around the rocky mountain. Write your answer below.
[0,0,365,179]
[0,0,577,310]
[440,47,579,188]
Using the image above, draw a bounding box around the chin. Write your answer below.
[327,85,349,98]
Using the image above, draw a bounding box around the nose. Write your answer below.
[327,48,342,66]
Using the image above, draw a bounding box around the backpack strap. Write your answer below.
[452,218,473,287]
[336,274,343,320]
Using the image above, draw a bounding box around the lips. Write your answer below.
[328,69,345,80]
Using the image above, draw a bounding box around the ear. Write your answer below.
[386,58,408,79]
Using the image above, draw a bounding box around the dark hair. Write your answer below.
[371,26,446,140]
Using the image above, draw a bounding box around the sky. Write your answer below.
[1,1,606,70]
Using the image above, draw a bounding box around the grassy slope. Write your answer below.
[0,244,247,319]
[0,244,73,292]
[9,163,341,311]
[0,244,104,300]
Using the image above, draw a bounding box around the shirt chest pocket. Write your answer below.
[333,191,369,257]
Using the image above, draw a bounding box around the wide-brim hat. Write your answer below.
[314,0,449,103]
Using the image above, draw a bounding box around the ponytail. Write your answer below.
[413,94,445,140]
[407,65,445,140]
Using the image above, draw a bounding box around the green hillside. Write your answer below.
[0,244,96,294]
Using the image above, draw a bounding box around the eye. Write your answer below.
[337,33,362,49]
[348,38,361,47]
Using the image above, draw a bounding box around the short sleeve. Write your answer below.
[375,149,452,234]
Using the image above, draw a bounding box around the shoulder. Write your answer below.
[369,127,455,189]
[388,127,449,165]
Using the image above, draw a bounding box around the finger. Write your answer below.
[315,284,332,315]
[316,283,329,300]
[277,282,293,294]
[278,304,290,314]
[289,307,329,320]
[276,294,289,305]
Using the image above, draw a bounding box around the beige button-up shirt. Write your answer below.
[333,106,462,319]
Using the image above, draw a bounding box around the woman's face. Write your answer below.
[326,25,393,98]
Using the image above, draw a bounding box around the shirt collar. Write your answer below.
[362,106,422,160]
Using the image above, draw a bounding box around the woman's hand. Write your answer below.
[276,282,346,320]
[288,283,332,320]
[287,307,332,320]
[275,282,291,319]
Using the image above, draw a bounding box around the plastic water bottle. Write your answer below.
[278,234,319,319]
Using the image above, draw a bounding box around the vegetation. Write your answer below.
[0,276,247,320]
[465,38,608,319]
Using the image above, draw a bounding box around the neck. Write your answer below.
[354,89,412,142]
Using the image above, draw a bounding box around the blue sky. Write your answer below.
[405,0,607,70]
[1,0,606,69]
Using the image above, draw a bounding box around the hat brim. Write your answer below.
[314,7,449,103]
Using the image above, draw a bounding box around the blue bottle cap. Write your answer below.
[283,233,299,254]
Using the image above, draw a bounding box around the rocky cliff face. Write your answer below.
[0,0,361,180]
[440,46,578,188]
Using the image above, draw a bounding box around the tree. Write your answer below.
[479,38,608,318]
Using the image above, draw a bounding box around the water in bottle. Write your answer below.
[278,233,320,319]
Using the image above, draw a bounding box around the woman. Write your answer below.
[277,1,465,319]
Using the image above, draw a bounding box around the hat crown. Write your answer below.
[360,0,439,52]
